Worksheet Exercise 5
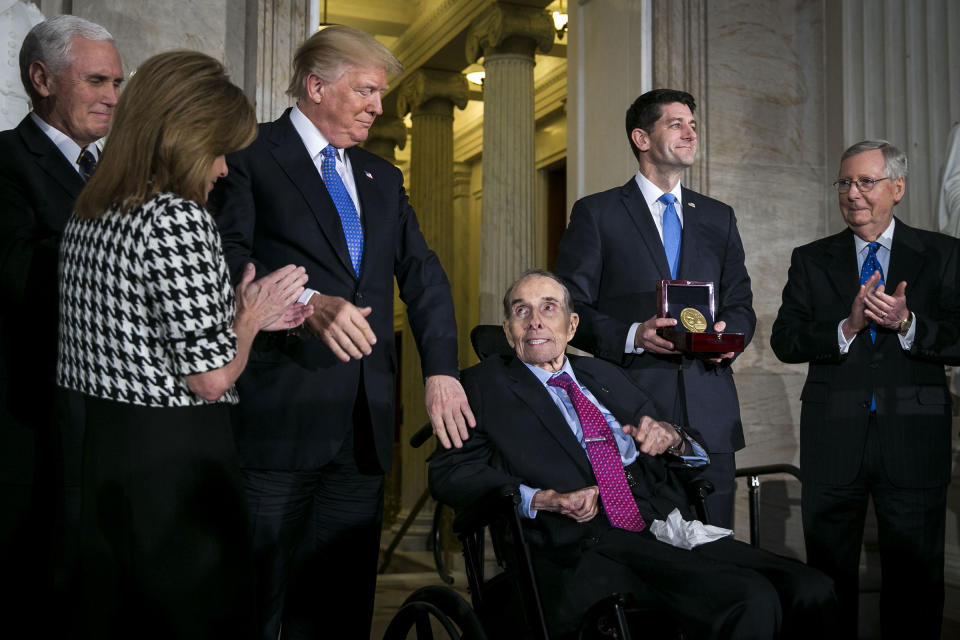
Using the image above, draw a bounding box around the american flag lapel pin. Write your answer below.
[688,202,696,208]
[364,170,374,180]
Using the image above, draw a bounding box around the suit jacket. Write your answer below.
[554,178,755,454]
[428,354,702,552]
[770,219,960,487]
[210,108,459,472]
[0,115,86,427]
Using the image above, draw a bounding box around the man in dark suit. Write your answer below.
[554,89,755,527]
[431,270,835,639]
[0,15,122,633]
[771,140,960,638]
[210,25,474,639]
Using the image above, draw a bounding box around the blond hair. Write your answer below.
[75,50,257,219]
[286,25,402,101]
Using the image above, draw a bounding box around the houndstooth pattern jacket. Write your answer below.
[57,192,239,407]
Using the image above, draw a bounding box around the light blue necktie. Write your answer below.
[859,241,884,411]
[659,193,681,279]
[320,145,363,277]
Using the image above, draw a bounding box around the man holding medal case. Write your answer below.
[555,88,755,528]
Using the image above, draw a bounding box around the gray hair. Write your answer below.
[286,25,402,101]
[20,15,114,102]
[502,269,574,320]
[841,139,909,180]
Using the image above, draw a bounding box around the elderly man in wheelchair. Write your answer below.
[428,269,836,639]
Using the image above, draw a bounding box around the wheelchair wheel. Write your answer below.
[383,585,488,640]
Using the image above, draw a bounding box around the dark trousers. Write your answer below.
[699,451,735,528]
[78,397,255,640]
[244,426,384,640]
[802,414,946,639]
[538,528,837,639]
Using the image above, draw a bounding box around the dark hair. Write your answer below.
[625,89,696,160]
[502,269,573,320]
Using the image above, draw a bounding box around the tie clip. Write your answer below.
[584,436,606,443]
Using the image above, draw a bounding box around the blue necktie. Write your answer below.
[859,241,884,411]
[320,145,363,277]
[859,241,884,343]
[659,193,681,279]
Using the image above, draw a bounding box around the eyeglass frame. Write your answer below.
[832,176,891,193]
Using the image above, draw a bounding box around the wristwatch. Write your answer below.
[666,424,687,456]
[898,312,913,336]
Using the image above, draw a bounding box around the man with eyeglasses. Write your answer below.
[771,140,960,638]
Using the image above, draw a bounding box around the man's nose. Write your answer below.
[103,84,120,106]
[368,93,383,116]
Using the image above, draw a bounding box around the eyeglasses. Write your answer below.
[832,177,890,193]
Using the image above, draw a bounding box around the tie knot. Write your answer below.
[867,241,880,254]
[546,372,575,391]
[321,145,338,161]
[658,192,677,206]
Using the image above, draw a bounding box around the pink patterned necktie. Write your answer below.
[547,372,646,532]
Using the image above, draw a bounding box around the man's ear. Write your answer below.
[305,73,324,105]
[502,321,515,348]
[29,61,53,98]
[630,128,649,153]
[892,177,906,204]
[568,312,579,340]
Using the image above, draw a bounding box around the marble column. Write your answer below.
[363,115,406,165]
[453,162,474,365]
[395,69,469,509]
[466,3,554,323]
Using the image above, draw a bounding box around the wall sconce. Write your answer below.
[552,0,568,40]
[466,71,485,86]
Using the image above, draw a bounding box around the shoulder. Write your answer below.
[461,354,512,387]
[142,193,214,234]
[572,181,631,211]
[570,354,632,384]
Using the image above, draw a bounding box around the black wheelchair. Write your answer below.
[380,325,801,640]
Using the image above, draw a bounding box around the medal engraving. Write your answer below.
[679,307,707,333]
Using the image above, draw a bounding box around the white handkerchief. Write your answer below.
[650,508,733,550]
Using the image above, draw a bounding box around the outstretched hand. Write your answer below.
[426,375,477,449]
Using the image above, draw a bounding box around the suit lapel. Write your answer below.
[678,187,704,279]
[619,179,672,280]
[267,111,356,278]
[505,358,593,477]
[18,116,85,200]
[825,229,860,303]
[886,218,924,293]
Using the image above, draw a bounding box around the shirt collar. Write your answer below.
[853,217,896,255]
[290,104,343,162]
[634,169,683,210]
[522,356,577,387]
[30,112,97,168]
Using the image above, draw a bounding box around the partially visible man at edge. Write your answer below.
[210,25,475,639]
[0,14,123,634]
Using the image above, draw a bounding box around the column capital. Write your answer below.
[466,3,554,62]
[397,69,470,118]
[362,116,407,163]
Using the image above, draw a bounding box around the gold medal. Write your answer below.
[679,307,707,332]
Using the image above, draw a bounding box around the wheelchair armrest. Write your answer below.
[409,422,434,449]
[452,485,521,536]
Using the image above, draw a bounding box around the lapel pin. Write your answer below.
[364,170,374,180]
[687,202,696,208]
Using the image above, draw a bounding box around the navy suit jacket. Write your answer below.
[770,220,960,487]
[210,108,459,472]
[0,115,86,426]
[429,354,702,552]
[554,178,755,454]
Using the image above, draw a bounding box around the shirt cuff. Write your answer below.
[298,288,319,305]
[837,319,855,354]
[625,322,645,354]
[679,437,709,467]
[897,312,916,350]
[519,484,540,519]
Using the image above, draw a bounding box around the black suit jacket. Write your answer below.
[429,354,702,551]
[210,108,459,472]
[770,219,960,487]
[554,178,755,453]
[0,115,85,426]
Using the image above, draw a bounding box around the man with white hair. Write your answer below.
[0,13,122,633]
